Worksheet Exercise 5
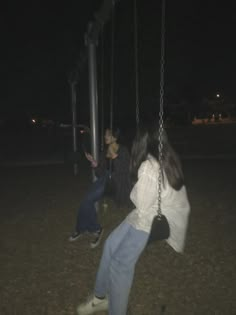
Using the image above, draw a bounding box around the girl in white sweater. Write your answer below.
[77,123,190,315]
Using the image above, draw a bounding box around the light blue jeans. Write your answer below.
[94,221,149,315]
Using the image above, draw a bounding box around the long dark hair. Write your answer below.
[130,123,184,190]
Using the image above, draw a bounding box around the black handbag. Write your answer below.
[147,213,170,244]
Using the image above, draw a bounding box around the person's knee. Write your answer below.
[103,235,114,256]
[104,237,111,250]
[86,186,104,202]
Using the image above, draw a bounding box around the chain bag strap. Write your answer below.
[147,0,170,245]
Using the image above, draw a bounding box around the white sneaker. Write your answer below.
[68,231,82,242]
[77,294,108,315]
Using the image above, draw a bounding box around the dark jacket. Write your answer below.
[95,145,132,207]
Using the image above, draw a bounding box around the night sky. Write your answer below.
[2,0,236,123]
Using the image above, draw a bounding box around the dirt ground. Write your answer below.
[0,158,236,315]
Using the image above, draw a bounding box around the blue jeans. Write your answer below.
[75,174,107,233]
[94,221,149,315]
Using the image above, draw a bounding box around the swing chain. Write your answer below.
[158,0,166,217]
[100,25,105,151]
[134,0,140,126]
[110,0,116,132]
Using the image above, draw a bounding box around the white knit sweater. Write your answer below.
[125,155,190,253]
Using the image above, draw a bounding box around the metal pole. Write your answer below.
[100,25,105,152]
[71,82,78,176]
[86,33,99,182]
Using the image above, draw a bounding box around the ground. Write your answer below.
[0,158,236,315]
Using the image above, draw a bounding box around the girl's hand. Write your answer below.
[85,152,97,167]
[85,152,93,162]
[107,144,118,159]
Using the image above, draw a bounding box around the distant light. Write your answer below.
[32,119,36,124]
[216,94,220,98]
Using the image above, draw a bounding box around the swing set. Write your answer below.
[71,0,166,179]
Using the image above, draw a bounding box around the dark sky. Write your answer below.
[2,1,236,122]
[1,0,101,119]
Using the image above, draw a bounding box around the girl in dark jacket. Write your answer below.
[69,128,131,248]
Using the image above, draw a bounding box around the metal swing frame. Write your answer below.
[70,0,166,182]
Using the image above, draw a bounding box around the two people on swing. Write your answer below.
[69,127,132,248]
[76,122,190,315]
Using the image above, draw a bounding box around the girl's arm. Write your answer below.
[131,161,157,214]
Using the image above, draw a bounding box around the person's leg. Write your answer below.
[108,224,148,315]
[77,222,131,315]
[75,175,107,233]
[94,221,132,298]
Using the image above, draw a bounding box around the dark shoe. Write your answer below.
[68,231,82,242]
[90,228,104,249]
